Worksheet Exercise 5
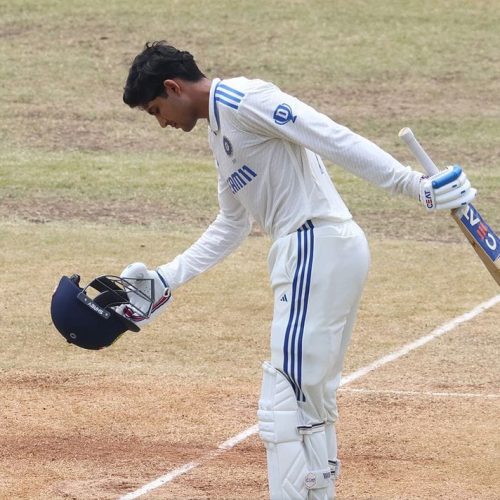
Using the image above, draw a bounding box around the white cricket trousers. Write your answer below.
[267,218,370,426]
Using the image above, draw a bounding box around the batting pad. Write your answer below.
[258,362,331,499]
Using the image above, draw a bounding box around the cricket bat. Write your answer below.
[399,127,500,286]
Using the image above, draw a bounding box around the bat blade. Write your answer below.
[399,127,500,286]
[452,204,500,285]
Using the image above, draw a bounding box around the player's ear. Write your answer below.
[163,79,181,96]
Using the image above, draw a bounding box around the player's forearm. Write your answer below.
[327,131,422,199]
[280,108,422,199]
[158,212,251,290]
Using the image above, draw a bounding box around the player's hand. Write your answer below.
[118,262,172,326]
[419,165,476,212]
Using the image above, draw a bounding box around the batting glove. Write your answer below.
[420,165,477,212]
[119,262,172,326]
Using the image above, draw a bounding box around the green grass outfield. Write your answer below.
[1,0,499,330]
[1,0,499,226]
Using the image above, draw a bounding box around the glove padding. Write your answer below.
[118,262,172,326]
[420,165,476,212]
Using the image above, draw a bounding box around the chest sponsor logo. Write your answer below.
[227,165,257,194]
[273,103,297,125]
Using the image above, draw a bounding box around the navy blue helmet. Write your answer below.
[51,274,152,350]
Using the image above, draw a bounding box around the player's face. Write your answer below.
[144,82,198,132]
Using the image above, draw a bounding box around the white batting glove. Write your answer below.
[119,262,172,326]
[420,165,477,212]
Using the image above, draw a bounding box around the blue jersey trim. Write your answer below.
[155,270,169,289]
[217,83,245,97]
[212,81,245,117]
[215,96,239,110]
[212,82,221,130]
[214,89,242,103]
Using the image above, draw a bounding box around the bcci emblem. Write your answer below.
[223,136,233,156]
[273,103,297,125]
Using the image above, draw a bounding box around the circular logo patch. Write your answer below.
[305,472,316,489]
[223,136,233,156]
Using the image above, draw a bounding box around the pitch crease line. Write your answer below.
[118,293,499,500]
[339,293,500,386]
[118,426,259,500]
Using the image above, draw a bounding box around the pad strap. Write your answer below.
[328,459,341,480]
[298,422,326,435]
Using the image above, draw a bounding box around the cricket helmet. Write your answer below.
[50,274,152,350]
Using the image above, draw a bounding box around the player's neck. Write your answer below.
[187,77,212,120]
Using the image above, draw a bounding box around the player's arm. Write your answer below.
[157,175,252,291]
[237,82,473,207]
[120,171,251,325]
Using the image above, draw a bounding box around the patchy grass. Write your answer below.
[1,2,499,498]
[1,0,499,157]
[1,0,498,238]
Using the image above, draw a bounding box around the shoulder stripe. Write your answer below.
[214,89,242,103]
[217,83,245,97]
[215,96,239,110]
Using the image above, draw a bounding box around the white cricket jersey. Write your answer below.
[159,77,422,290]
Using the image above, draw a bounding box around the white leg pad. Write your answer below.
[258,362,331,500]
[300,426,331,500]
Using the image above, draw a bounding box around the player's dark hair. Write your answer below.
[123,41,206,108]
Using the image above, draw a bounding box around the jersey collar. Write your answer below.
[208,78,221,133]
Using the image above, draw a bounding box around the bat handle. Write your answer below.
[398,127,440,176]
[399,127,468,217]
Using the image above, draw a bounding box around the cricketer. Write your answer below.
[118,41,476,499]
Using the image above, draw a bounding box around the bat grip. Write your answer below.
[399,127,469,217]
[398,127,440,176]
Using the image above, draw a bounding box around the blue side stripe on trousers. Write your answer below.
[282,220,314,402]
[297,221,314,402]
